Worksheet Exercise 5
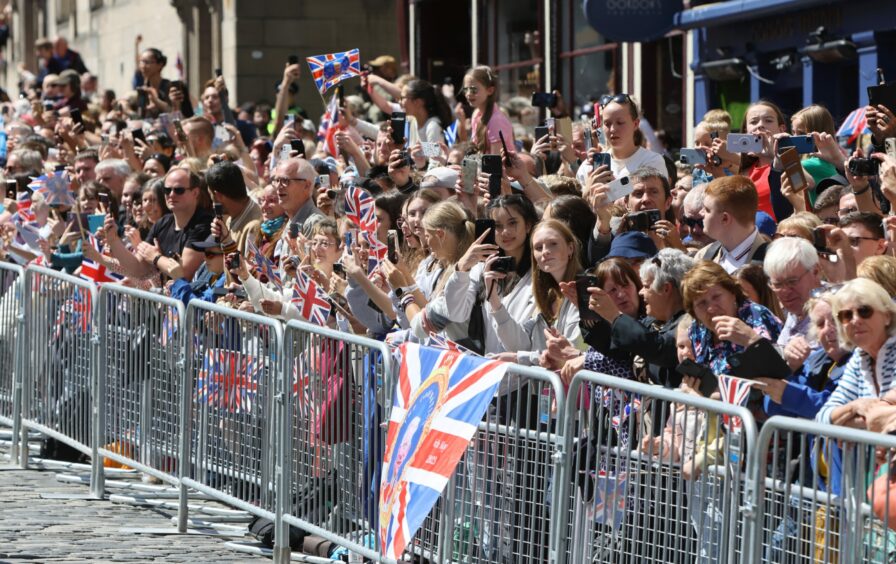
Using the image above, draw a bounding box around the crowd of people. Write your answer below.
[7,32,896,559]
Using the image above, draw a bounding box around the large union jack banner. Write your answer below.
[379,343,508,558]
[306,49,361,95]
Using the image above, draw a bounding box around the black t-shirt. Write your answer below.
[146,209,214,260]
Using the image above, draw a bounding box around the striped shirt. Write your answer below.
[816,334,896,425]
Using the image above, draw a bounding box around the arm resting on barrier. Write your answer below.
[610,313,679,368]
[816,352,864,426]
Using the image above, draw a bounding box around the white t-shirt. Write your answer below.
[576,146,668,186]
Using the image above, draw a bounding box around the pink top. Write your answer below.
[471,104,515,149]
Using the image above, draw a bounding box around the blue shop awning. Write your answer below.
[674,0,841,30]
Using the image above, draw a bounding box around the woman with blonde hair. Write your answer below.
[857,255,896,296]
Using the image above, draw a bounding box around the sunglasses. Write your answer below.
[682,216,703,229]
[837,304,875,324]
[163,186,189,196]
[204,250,223,258]
[599,93,633,108]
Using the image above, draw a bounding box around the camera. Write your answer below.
[625,210,661,232]
[490,256,516,273]
[848,157,880,177]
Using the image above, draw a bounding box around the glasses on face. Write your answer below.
[163,186,188,196]
[204,250,223,258]
[461,86,479,95]
[310,240,333,249]
[599,93,633,108]
[847,235,879,246]
[837,304,875,324]
[769,269,810,290]
[682,216,703,229]
[271,176,306,187]
[839,206,858,216]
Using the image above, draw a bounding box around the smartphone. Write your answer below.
[333,262,345,276]
[576,275,601,323]
[679,148,707,166]
[676,359,719,397]
[99,192,111,208]
[605,176,633,202]
[481,154,502,176]
[288,222,300,239]
[284,113,296,130]
[592,152,611,169]
[318,174,330,189]
[5,180,16,200]
[287,55,299,66]
[390,111,407,145]
[626,210,661,232]
[461,157,479,195]
[490,256,515,273]
[556,117,573,146]
[475,218,496,246]
[70,108,82,126]
[279,144,292,163]
[727,133,763,154]
[498,130,511,165]
[534,125,550,142]
[344,231,354,255]
[849,157,880,177]
[387,229,399,263]
[531,92,557,108]
[868,83,896,113]
[290,138,306,157]
[779,147,808,192]
[226,253,241,270]
[777,135,815,155]
[173,119,187,145]
[215,68,223,77]
[812,226,828,253]
[213,202,224,217]
[131,127,146,145]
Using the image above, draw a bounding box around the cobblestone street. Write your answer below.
[0,457,267,563]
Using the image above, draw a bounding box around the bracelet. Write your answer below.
[396,284,418,297]
[152,254,164,268]
[400,294,416,311]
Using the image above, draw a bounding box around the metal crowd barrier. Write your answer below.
[94,283,186,499]
[177,299,283,538]
[19,265,101,494]
[554,369,757,564]
[749,416,896,564]
[0,261,24,462]
[277,319,394,563]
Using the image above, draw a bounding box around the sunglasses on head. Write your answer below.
[599,93,633,108]
[163,186,189,196]
[837,304,875,324]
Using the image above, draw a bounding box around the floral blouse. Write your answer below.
[688,300,782,376]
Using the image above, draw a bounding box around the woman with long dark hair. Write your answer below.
[401,79,453,144]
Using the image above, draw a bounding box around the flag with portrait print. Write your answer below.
[306,49,361,95]
[379,343,508,559]
[28,171,76,207]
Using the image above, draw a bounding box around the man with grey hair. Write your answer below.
[95,159,131,201]
[763,236,824,366]
[682,184,713,248]
[5,148,43,176]
[273,157,324,259]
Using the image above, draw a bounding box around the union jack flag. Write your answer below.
[379,343,510,559]
[319,94,341,156]
[306,49,361,95]
[427,332,476,356]
[290,271,331,326]
[362,231,387,274]
[195,348,260,414]
[54,287,92,338]
[443,120,459,147]
[717,374,756,431]
[159,307,179,347]
[28,171,76,207]
[586,471,628,529]
[836,107,872,146]
[80,233,124,285]
[10,212,41,248]
[245,239,282,289]
[344,185,377,234]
